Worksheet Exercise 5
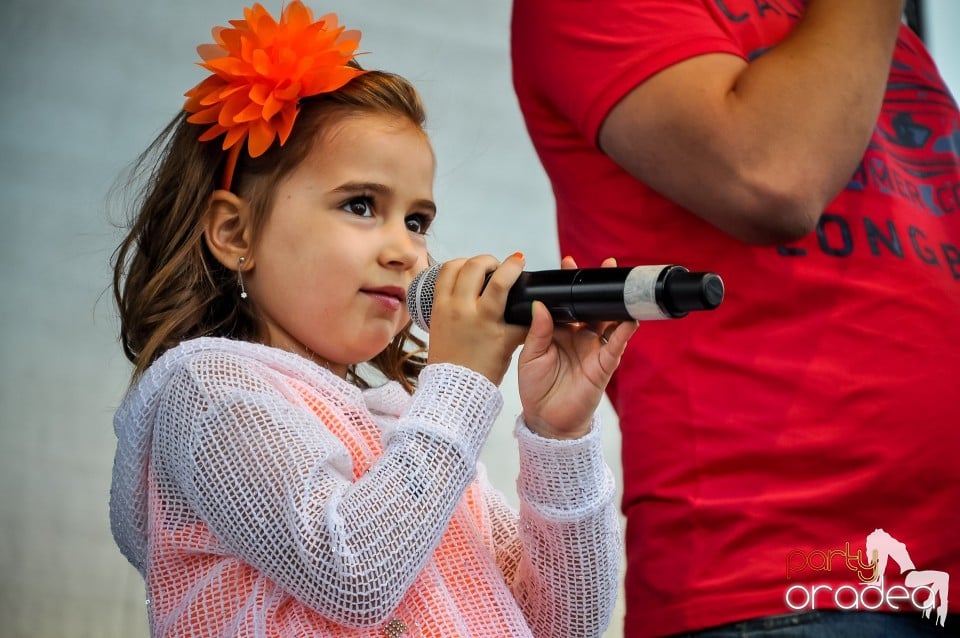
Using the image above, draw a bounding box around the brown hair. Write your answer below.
[112,70,429,390]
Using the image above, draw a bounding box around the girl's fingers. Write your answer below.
[481,252,525,310]
[431,258,466,302]
[522,300,555,361]
[597,320,638,374]
[606,320,638,350]
[432,253,527,333]
[451,255,501,304]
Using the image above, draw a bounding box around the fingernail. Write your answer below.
[512,252,525,260]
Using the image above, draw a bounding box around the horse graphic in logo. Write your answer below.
[866,528,949,627]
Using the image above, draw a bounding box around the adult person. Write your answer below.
[511,0,960,635]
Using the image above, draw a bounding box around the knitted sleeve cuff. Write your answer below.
[397,363,503,466]
[515,415,615,521]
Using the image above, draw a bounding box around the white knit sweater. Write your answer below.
[110,337,620,637]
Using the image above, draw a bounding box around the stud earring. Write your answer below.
[238,256,248,299]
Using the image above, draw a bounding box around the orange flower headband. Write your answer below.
[183,1,367,190]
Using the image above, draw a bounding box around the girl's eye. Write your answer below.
[343,196,374,217]
[406,213,432,235]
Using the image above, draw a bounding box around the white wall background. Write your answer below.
[926,0,960,96]
[0,2,955,637]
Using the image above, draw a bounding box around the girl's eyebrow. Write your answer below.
[334,181,437,216]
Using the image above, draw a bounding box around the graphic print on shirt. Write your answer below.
[852,39,960,217]
[757,21,960,280]
[711,0,803,26]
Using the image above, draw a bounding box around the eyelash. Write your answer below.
[341,195,433,235]
[342,195,375,217]
[406,213,432,235]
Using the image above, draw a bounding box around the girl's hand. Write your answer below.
[426,253,528,385]
[517,256,638,439]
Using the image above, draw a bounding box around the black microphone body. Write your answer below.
[407,264,724,332]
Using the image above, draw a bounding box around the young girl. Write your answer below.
[109,3,636,636]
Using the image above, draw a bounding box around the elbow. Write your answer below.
[287,538,409,627]
[301,573,405,627]
[720,168,829,245]
[330,599,400,629]
[657,154,834,245]
[294,554,410,627]
[731,202,821,246]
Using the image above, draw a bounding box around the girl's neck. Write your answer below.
[260,330,347,378]
[297,343,346,378]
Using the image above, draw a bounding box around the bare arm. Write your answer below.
[598,0,906,244]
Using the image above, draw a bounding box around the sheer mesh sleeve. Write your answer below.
[485,417,621,637]
[151,352,502,627]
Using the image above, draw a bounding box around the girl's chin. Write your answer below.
[337,338,401,364]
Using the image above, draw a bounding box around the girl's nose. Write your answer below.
[380,220,421,270]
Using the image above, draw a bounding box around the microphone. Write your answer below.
[407,264,724,332]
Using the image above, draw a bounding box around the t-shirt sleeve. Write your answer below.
[513,0,746,145]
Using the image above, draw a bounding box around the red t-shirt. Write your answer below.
[512,1,960,635]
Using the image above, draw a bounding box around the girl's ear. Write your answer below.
[203,189,254,270]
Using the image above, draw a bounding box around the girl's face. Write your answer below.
[247,112,435,375]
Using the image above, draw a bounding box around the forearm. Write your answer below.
[511,416,620,637]
[304,364,501,622]
[601,0,906,243]
[723,0,905,226]
[168,362,502,627]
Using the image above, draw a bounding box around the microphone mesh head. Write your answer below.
[407,263,441,332]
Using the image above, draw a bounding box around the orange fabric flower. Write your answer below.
[183,2,366,188]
